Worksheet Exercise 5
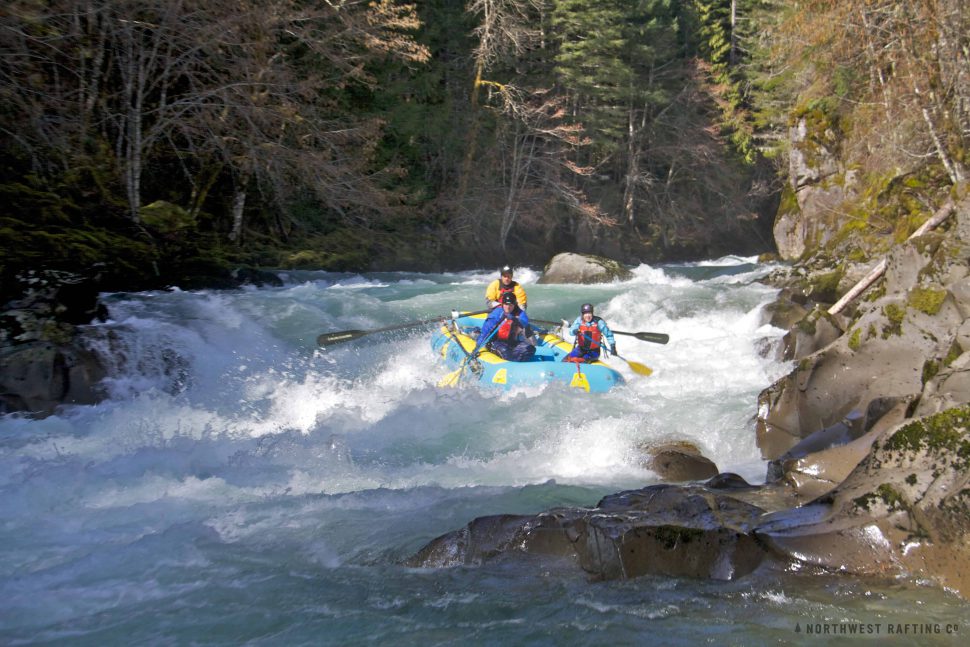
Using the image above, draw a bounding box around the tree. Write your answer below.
[779,0,968,184]
[0,0,430,238]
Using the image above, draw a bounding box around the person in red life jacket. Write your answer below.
[476,291,536,361]
[564,303,616,363]
[485,265,528,310]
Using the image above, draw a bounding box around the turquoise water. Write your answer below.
[2,258,967,645]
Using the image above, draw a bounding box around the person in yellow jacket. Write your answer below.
[485,265,528,310]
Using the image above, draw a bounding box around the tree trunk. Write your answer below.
[914,83,965,184]
[229,184,247,243]
[623,105,639,225]
[499,127,536,251]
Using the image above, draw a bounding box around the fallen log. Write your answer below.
[828,200,956,315]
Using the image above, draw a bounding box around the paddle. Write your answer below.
[317,309,490,347]
[543,318,656,377]
[608,351,653,376]
[529,318,669,345]
[438,319,501,387]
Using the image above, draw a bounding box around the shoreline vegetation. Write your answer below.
[2,0,969,600]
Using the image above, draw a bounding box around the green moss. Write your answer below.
[796,315,817,335]
[905,474,918,486]
[922,360,940,385]
[883,405,970,464]
[908,287,947,316]
[848,327,862,351]
[777,184,799,218]
[853,493,874,511]
[881,303,905,338]
[140,200,196,235]
[945,343,962,367]
[808,268,844,303]
[863,282,886,302]
[846,248,868,263]
[876,484,906,511]
[854,483,911,513]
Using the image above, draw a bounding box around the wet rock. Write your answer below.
[0,341,106,415]
[537,252,633,284]
[756,405,970,598]
[762,288,811,331]
[640,441,719,482]
[914,351,970,416]
[756,233,967,459]
[2,268,107,345]
[232,267,284,288]
[705,472,756,490]
[765,407,906,502]
[1,269,109,416]
[404,514,536,568]
[777,306,844,361]
[407,484,774,582]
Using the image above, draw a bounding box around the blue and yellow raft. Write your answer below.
[430,312,624,393]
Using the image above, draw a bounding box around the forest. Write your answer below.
[1,1,967,296]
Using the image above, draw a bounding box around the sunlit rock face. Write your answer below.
[757,199,970,460]
[756,406,970,598]
[406,483,775,582]
[407,407,970,599]
[537,252,633,285]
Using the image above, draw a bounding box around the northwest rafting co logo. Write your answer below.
[795,622,960,635]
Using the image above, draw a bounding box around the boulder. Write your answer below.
[1,268,110,416]
[777,306,844,362]
[0,341,106,415]
[537,252,633,284]
[640,441,719,482]
[756,405,970,598]
[406,483,779,582]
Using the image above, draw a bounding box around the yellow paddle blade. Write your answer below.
[624,359,652,376]
[437,368,463,388]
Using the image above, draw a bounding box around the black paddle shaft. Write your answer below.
[317,309,490,347]
[529,318,668,345]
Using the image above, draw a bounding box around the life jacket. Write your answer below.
[577,318,602,352]
[495,315,516,341]
[498,281,518,299]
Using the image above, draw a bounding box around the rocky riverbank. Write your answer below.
[0,266,283,416]
[407,195,970,598]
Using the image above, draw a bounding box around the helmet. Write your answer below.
[580,303,594,314]
[501,292,517,305]
[500,265,513,276]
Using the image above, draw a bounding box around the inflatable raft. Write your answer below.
[431,312,624,393]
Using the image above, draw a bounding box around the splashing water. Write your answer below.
[2,258,967,643]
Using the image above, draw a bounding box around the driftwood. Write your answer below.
[828,200,956,315]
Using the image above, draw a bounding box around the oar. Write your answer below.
[609,352,653,376]
[438,320,501,387]
[558,322,655,377]
[318,309,490,347]
[529,318,669,345]
[614,330,669,345]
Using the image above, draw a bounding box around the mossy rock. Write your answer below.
[908,286,948,316]
[140,200,196,235]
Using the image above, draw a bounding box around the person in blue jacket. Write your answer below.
[477,292,535,361]
[564,303,616,363]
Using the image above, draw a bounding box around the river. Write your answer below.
[1,257,967,644]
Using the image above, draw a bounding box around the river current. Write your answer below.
[1,257,967,644]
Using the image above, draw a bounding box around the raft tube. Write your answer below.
[430,312,625,393]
